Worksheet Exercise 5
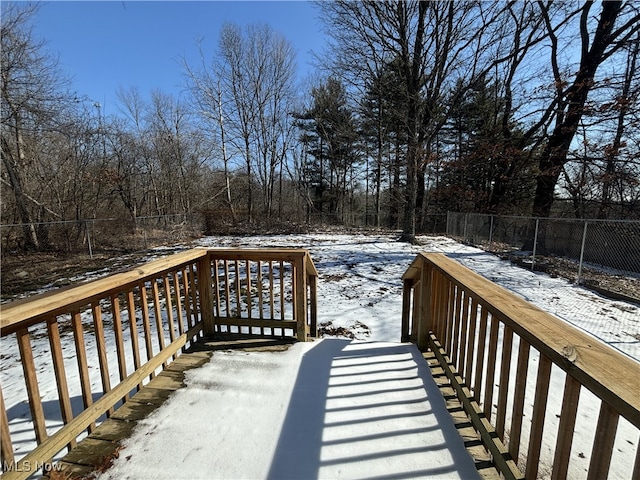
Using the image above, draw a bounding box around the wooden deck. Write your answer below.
[53,336,498,479]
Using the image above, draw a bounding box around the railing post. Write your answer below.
[308,272,317,337]
[401,278,412,343]
[197,253,215,336]
[294,255,307,342]
[416,259,432,351]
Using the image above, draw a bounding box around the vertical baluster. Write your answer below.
[92,302,113,416]
[246,260,253,323]
[463,299,478,384]
[587,401,619,480]
[525,353,552,480]
[457,293,470,377]
[224,260,231,319]
[17,327,47,444]
[234,261,241,325]
[173,271,185,336]
[258,260,264,322]
[269,261,275,320]
[188,264,199,326]
[509,337,530,463]
[47,319,75,449]
[163,276,177,356]
[126,290,143,390]
[151,280,167,367]
[212,259,220,318]
[429,271,439,339]
[473,306,489,401]
[290,261,297,332]
[451,285,463,366]
[182,268,193,329]
[433,271,445,339]
[110,295,129,401]
[483,314,499,422]
[433,271,443,342]
[279,261,285,321]
[71,312,96,432]
[139,283,155,379]
[410,278,421,344]
[444,279,455,357]
[495,325,513,439]
[551,375,581,480]
[0,387,14,466]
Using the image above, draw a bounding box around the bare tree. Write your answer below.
[319,1,512,241]
[245,24,297,218]
[531,1,640,220]
[598,31,640,218]
[183,43,236,222]
[218,23,257,222]
[1,3,70,249]
[211,23,298,222]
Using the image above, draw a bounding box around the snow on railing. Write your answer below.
[0,248,317,479]
[402,252,640,480]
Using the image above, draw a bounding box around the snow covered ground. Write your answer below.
[194,233,640,362]
[2,233,639,478]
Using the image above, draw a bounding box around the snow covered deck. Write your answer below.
[52,336,488,479]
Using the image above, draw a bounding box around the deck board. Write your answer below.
[54,337,499,479]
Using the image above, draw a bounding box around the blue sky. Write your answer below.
[30,1,326,116]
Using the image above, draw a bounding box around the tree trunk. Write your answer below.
[1,128,40,250]
[531,1,623,220]
[399,1,427,244]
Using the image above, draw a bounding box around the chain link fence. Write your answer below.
[447,212,640,301]
[1,214,204,257]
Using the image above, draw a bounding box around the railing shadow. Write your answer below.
[267,338,478,479]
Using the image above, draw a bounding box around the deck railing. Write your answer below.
[402,252,640,480]
[206,248,318,341]
[0,248,317,478]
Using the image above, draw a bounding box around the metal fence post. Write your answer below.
[489,215,495,251]
[86,220,93,259]
[531,218,539,271]
[464,213,469,242]
[577,221,588,285]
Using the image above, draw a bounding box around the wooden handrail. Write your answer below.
[0,249,208,335]
[0,247,317,478]
[402,252,640,479]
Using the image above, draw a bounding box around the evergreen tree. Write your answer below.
[294,78,360,223]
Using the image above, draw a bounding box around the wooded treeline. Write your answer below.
[2,1,640,250]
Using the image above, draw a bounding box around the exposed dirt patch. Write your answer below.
[318,320,371,340]
[1,250,157,302]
